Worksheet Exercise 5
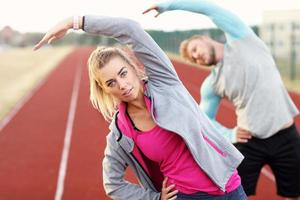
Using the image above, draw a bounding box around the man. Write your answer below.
[144,0,300,199]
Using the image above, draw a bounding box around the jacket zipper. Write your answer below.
[114,112,159,192]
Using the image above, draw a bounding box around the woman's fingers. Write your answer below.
[33,32,54,50]
[162,184,177,200]
[162,177,168,189]
[167,189,178,198]
[48,30,66,44]
[34,30,65,50]
[48,36,57,44]
[33,42,42,51]
[34,18,71,51]
[169,196,177,200]
[161,177,178,200]
[33,37,48,50]
[165,184,176,192]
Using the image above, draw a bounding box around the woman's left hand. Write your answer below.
[33,17,74,51]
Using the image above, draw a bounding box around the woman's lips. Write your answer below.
[123,88,133,97]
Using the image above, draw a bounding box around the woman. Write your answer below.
[34,15,246,200]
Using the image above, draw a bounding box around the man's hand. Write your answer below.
[143,5,161,17]
[236,127,252,143]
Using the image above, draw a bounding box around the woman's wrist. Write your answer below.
[72,15,82,30]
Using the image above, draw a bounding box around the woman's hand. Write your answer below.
[33,17,75,51]
[142,5,161,17]
[161,177,178,200]
[236,127,252,143]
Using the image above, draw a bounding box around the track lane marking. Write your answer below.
[54,65,82,200]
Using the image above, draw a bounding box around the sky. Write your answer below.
[1,0,300,33]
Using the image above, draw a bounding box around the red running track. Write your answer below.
[0,48,299,200]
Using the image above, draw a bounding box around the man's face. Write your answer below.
[186,38,216,66]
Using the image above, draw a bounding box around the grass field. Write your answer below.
[0,46,74,121]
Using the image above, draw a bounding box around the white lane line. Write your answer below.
[261,167,275,182]
[54,66,82,200]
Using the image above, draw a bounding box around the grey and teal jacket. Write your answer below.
[83,15,244,199]
[157,0,299,141]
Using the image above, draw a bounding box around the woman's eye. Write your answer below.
[120,71,128,77]
[107,81,116,87]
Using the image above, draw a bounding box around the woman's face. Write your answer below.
[98,56,142,102]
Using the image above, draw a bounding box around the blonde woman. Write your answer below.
[34,15,246,200]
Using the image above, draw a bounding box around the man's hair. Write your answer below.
[179,35,208,63]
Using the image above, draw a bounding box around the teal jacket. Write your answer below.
[157,0,253,142]
[158,0,299,140]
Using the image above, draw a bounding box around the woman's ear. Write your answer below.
[133,65,146,81]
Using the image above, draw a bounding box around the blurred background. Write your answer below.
[1,1,299,121]
[0,0,299,200]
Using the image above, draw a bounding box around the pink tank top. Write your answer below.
[131,123,240,194]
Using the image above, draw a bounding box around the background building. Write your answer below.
[260,10,300,80]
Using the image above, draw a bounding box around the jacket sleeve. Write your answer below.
[199,74,237,143]
[83,15,180,87]
[157,0,253,41]
[103,135,161,200]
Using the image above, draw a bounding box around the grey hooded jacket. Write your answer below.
[83,15,244,200]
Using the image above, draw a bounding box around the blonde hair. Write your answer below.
[179,35,208,63]
[88,46,145,121]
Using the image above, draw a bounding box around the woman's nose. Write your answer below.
[118,79,127,90]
